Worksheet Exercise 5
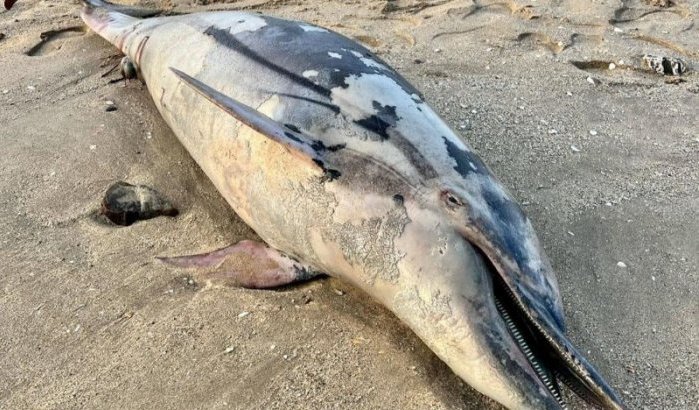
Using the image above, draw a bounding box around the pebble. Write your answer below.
[548,129,558,134]
[89,144,97,150]
[570,145,580,152]
[27,85,36,91]
[609,63,616,70]
[589,130,598,136]
[567,231,575,236]
[617,261,627,268]
[333,288,345,296]
[2,89,8,94]
[586,76,596,85]
[238,311,250,318]
[224,346,235,354]
[614,27,624,33]
[566,91,573,96]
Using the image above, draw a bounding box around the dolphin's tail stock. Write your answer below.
[79,0,163,53]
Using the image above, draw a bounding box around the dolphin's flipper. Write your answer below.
[157,240,322,289]
[170,68,334,170]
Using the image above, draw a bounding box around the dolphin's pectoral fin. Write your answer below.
[157,240,322,289]
[170,68,339,175]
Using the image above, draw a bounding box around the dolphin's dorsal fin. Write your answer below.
[170,68,340,176]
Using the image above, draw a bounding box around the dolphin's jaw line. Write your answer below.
[474,242,624,410]
[488,256,568,409]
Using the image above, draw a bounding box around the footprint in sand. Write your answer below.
[610,0,689,25]
[25,26,86,57]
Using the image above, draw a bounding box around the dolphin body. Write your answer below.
[14,1,627,408]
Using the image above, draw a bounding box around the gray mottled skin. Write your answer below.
[81,3,625,409]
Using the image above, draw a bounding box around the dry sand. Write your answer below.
[1,1,697,409]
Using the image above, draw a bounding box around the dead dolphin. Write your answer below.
[14,0,628,408]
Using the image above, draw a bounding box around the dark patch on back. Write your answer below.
[313,159,341,182]
[284,131,303,144]
[442,136,485,177]
[310,140,346,152]
[353,101,400,141]
[284,123,301,133]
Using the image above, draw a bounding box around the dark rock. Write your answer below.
[100,181,178,226]
[643,54,688,76]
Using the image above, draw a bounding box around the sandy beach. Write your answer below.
[1,1,697,409]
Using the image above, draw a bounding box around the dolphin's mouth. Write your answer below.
[474,246,615,410]
[489,260,567,408]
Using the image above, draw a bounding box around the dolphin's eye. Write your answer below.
[441,190,464,211]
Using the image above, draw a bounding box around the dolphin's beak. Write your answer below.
[460,226,628,410]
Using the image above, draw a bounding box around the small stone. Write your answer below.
[609,63,616,70]
[27,85,36,91]
[89,144,97,150]
[617,261,627,268]
[146,131,152,139]
[586,76,596,85]
[333,288,345,296]
[2,89,8,94]
[413,59,423,64]
[434,48,442,53]
[589,130,598,136]
[100,181,178,226]
[105,105,117,112]
[570,145,580,152]
[238,311,250,318]
[224,346,235,354]
[614,27,623,33]
[566,91,573,96]
[548,129,558,134]
[567,231,575,236]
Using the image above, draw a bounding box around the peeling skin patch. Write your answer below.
[298,24,328,33]
[302,70,319,78]
[218,15,268,35]
[346,49,388,70]
[328,52,342,59]
[326,201,410,285]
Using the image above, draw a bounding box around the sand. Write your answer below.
[0,1,697,409]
